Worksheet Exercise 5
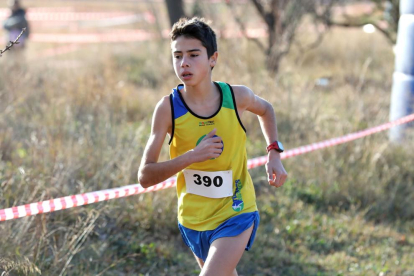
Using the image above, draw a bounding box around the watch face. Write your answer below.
[277,141,284,151]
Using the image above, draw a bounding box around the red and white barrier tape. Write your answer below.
[27,28,265,44]
[31,30,155,43]
[248,113,414,168]
[0,11,151,21]
[1,113,413,222]
[0,7,75,14]
[0,179,178,222]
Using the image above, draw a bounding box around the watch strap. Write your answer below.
[266,141,284,153]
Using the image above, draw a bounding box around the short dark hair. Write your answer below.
[170,17,217,58]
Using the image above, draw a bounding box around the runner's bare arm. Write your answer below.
[232,85,288,188]
[138,96,223,188]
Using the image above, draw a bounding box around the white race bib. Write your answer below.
[183,169,233,198]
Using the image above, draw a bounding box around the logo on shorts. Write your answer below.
[232,179,244,212]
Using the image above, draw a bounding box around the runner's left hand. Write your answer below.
[266,150,287,188]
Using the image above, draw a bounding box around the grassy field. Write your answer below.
[1,1,414,275]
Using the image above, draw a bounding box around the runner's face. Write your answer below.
[171,36,216,86]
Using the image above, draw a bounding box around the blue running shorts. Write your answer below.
[178,211,260,262]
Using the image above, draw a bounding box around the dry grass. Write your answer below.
[1,1,414,275]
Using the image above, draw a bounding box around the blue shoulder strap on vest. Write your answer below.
[171,87,188,120]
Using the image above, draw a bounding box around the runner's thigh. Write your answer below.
[199,225,253,276]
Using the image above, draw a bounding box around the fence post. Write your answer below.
[389,0,414,142]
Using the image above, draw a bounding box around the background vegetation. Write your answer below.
[0,1,413,275]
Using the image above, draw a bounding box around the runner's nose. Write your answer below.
[181,57,190,68]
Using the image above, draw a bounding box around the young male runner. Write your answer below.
[138,17,287,276]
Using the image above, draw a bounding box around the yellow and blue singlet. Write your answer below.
[169,81,258,231]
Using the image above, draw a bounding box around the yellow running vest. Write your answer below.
[169,81,258,231]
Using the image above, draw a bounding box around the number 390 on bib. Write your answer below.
[183,169,233,198]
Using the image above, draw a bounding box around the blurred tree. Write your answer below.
[165,0,186,27]
[326,0,399,44]
[192,0,204,18]
[228,0,336,74]
[228,0,399,74]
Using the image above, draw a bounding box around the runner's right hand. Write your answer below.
[190,128,223,162]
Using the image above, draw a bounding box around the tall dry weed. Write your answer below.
[0,13,413,275]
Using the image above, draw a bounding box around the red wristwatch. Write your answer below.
[266,141,284,153]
